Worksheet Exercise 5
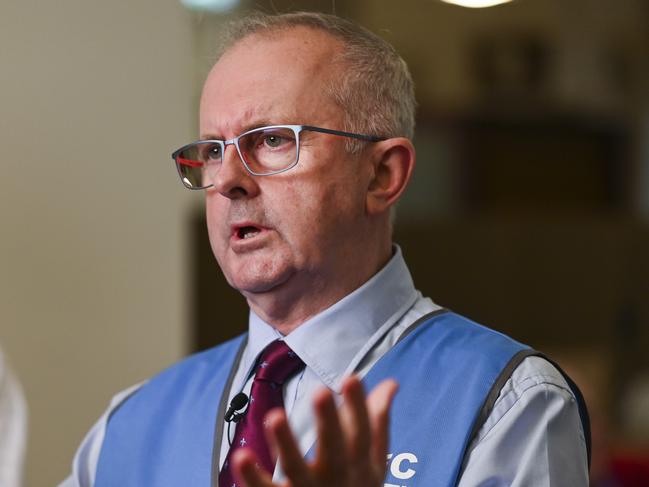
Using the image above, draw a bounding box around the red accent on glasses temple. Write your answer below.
[177,157,204,168]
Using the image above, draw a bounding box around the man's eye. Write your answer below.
[263,134,286,148]
[205,144,221,160]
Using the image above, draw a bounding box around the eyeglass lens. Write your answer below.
[175,127,299,188]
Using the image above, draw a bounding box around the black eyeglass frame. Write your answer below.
[171,124,386,190]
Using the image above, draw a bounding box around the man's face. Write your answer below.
[200,28,372,306]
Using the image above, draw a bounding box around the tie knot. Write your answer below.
[255,340,304,385]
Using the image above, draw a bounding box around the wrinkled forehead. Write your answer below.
[199,27,345,138]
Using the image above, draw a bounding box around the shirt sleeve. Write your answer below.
[456,356,589,487]
[57,383,143,487]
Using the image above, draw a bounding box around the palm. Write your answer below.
[229,377,398,487]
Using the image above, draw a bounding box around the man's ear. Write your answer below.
[366,137,416,216]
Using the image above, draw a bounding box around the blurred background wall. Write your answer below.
[0,0,648,486]
[0,1,195,485]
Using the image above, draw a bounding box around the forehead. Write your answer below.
[200,27,344,138]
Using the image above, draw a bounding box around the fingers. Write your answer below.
[313,377,398,484]
[366,379,398,469]
[231,448,275,487]
[340,376,371,462]
[233,377,399,487]
[264,408,312,487]
[313,387,347,480]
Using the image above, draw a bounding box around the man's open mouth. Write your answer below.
[236,226,261,239]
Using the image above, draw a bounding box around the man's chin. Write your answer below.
[220,247,296,294]
[226,267,294,296]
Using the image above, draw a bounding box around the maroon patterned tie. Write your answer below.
[219,340,305,487]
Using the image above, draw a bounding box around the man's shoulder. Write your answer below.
[64,334,249,486]
[366,309,530,394]
[107,333,247,418]
[402,309,529,357]
[408,311,577,401]
[507,355,573,395]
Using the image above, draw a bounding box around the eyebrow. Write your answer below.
[199,119,279,141]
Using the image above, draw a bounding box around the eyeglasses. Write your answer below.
[171,124,385,190]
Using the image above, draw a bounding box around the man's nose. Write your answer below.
[210,144,259,199]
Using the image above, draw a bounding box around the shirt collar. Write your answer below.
[245,245,418,393]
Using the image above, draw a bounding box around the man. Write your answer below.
[61,12,589,487]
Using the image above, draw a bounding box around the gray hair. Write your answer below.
[216,11,416,153]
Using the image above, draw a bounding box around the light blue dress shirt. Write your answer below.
[60,247,588,486]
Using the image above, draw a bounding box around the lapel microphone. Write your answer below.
[224,392,249,423]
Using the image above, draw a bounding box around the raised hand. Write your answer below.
[229,376,398,487]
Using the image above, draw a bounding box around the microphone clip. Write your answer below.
[229,411,245,423]
[225,391,249,447]
[224,392,249,424]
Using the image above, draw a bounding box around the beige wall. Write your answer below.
[0,2,196,485]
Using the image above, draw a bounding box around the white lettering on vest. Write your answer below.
[389,452,418,480]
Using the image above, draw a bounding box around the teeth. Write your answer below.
[241,227,260,239]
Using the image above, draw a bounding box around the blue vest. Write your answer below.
[94,311,588,487]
